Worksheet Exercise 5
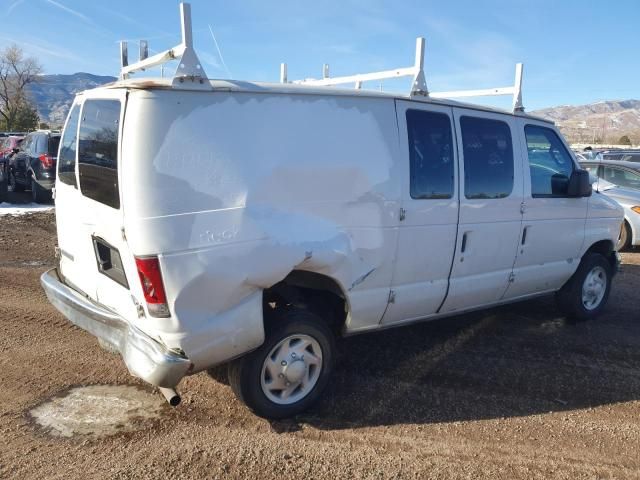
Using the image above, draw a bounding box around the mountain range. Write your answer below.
[24,73,640,145]
[530,100,640,145]
[26,73,116,126]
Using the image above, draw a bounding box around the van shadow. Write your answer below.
[299,261,640,430]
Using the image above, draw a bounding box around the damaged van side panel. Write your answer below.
[121,90,402,370]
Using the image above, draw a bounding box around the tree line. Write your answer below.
[0,44,42,131]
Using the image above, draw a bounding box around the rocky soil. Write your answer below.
[0,208,639,479]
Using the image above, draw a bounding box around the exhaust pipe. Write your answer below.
[159,387,181,407]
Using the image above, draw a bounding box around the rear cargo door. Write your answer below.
[56,89,138,320]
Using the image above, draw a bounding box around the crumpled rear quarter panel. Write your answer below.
[121,89,401,369]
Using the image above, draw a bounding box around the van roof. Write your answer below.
[85,76,554,125]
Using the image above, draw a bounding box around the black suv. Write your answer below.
[9,131,60,203]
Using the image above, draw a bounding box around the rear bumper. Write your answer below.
[40,268,191,387]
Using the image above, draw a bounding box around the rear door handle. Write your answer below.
[461,232,468,253]
[521,226,529,245]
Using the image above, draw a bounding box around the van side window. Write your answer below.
[58,104,81,187]
[406,109,454,199]
[524,125,575,197]
[460,116,514,199]
[78,100,121,209]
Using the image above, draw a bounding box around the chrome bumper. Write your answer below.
[40,268,191,388]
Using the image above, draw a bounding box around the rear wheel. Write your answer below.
[31,178,51,203]
[556,253,612,322]
[616,221,631,251]
[228,308,335,419]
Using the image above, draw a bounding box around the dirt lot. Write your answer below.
[1,206,639,479]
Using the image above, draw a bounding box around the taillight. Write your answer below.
[39,154,55,169]
[135,256,170,318]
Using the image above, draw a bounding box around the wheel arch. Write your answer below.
[583,239,618,271]
[622,215,637,245]
[263,270,350,336]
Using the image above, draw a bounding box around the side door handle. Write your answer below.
[521,226,528,245]
[461,232,468,253]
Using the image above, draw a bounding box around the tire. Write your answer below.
[228,308,335,419]
[556,253,612,322]
[207,364,229,385]
[31,178,51,203]
[616,221,631,252]
[8,170,24,192]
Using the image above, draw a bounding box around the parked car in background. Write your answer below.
[580,158,640,250]
[0,135,24,160]
[9,130,60,203]
[598,150,640,162]
[0,135,24,202]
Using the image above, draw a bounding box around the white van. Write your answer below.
[41,4,623,418]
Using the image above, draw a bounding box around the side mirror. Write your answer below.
[567,169,592,197]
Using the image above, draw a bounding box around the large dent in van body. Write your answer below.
[121,90,401,370]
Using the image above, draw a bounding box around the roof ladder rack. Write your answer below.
[282,37,428,96]
[282,38,525,113]
[119,2,208,89]
[430,63,524,113]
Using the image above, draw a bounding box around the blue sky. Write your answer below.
[2,0,639,110]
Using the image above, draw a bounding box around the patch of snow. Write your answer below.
[0,202,54,215]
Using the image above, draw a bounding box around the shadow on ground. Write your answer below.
[295,261,640,430]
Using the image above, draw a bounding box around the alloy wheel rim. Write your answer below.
[581,266,607,311]
[260,334,323,405]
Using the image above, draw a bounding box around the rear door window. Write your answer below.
[58,105,81,187]
[460,116,514,199]
[406,109,455,199]
[35,134,47,155]
[78,100,121,209]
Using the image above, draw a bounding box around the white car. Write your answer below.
[41,4,623,419]
[580,158,640,250]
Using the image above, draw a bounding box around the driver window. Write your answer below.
[524,125,575,197]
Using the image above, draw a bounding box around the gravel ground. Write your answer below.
[0,206,639,479]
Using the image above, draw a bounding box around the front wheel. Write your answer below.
[228,309,335,419]
[556,253,612,322]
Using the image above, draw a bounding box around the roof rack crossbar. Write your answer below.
[118,3,208,89]
[282,39,524,112]
[430,63,524,112]
[283,37,428,96]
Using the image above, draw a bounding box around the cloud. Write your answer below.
[42,0,117,39]
[0,35,81,61]
[422,16,520,90]
[44,0,91,23]
[7,0,26,15]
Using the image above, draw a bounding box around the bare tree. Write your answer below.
[0,44,42,131]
